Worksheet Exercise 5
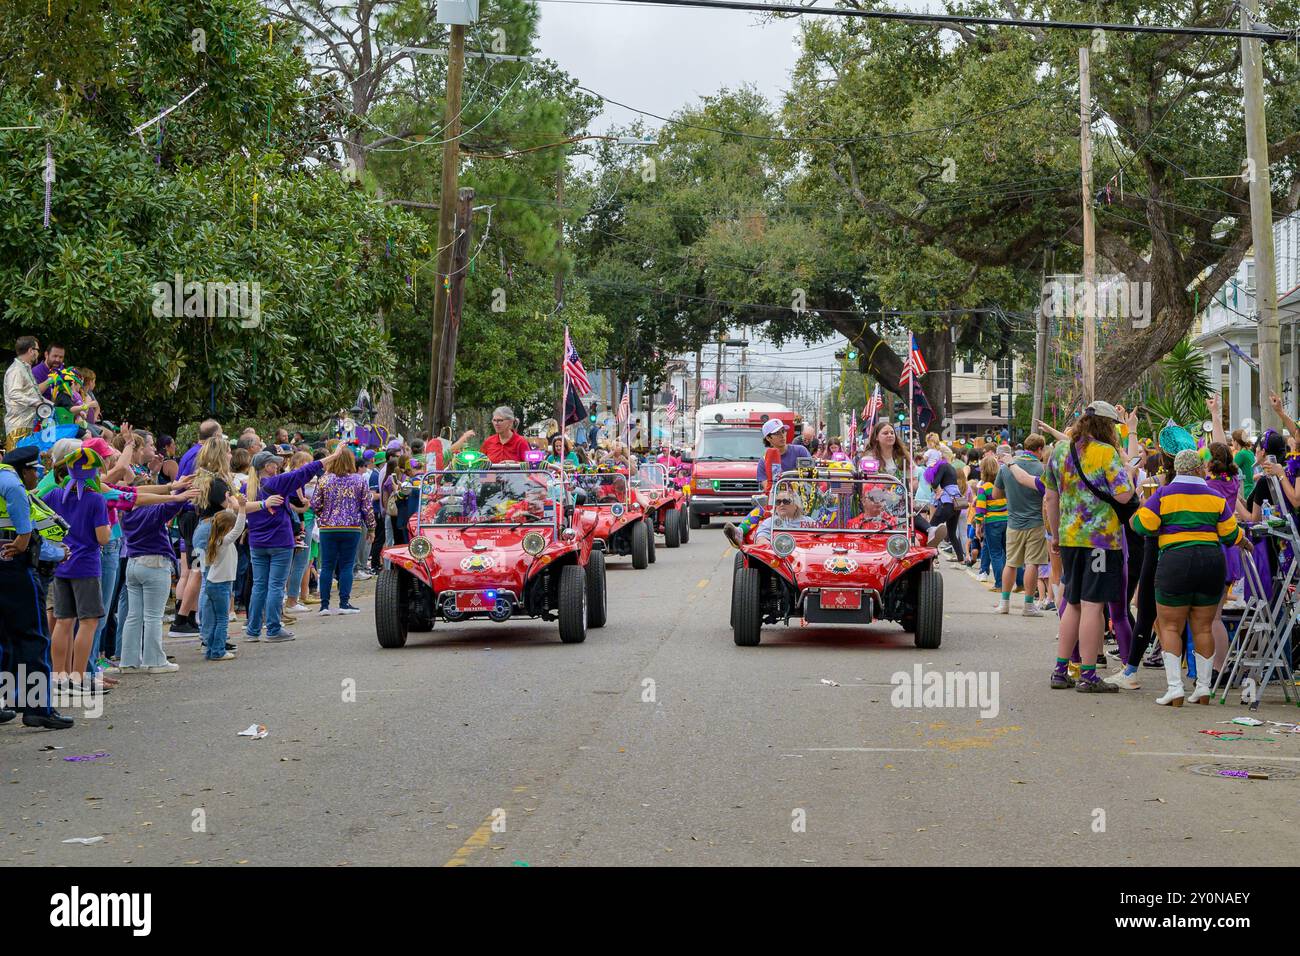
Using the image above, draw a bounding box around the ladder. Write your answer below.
[1213,476,1299,709]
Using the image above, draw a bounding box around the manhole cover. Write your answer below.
[1188,763,1296,780]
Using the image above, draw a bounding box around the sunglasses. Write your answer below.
[775,498,794,505]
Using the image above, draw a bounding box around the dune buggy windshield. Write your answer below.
[632,462,669,490]
[771,475,910,534]
[570,471,629,506]
[417,469,555,527]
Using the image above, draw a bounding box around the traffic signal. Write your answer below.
[589,412,598,423]
[896,412,906,423]
[893,399,905,413]
[991,395,1002,417]
[847,349,858,360]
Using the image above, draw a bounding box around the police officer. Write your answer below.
[0,445,73,729]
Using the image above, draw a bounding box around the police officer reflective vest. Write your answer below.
[0,463,67,542]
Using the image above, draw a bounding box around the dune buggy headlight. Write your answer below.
[522,531,546,556]
[772,533,796,557]
[886,535,908,559]
[409,535,433,560]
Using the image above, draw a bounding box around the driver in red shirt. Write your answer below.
[456,405,533,464]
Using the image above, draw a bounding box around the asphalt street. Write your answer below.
[5,528,1300,866]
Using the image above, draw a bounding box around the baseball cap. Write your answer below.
[251,450,280,471]
[761,418,786,438]
[1084,400,1120,422]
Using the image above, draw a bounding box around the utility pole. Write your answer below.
[426,21,467,433]
[434,187,475,430]
[553,157,566,429]
[1242,0,1282,432]
[694,351,702,418]
[715,337,724,405]
[1079,46,1097,405]
[1032,257,1049,431]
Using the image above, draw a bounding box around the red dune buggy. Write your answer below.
[632,462,689,548]
[730,469,943,648]
[573,468,656,569]
[375,466,605,648]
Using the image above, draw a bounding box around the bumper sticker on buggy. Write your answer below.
[460,554,497,572]
[823,555,859,575]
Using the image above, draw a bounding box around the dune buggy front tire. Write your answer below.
[558,564,588,644]
[586,549,607,629]
[678,505,690,543]
[664,506,682,548]
[913,569,943,649]
[375,568,410,648]
[733,566,763,646]
[630,518,650,569]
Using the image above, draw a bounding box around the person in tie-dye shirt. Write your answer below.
[1041,402,1137,693]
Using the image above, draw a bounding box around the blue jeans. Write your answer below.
[192,518,211,626]
[120,557,172,669]
[287,546,311,605]
[984,522,1007,587]
[234,540,251,610]
[89,536,122,674]
[200,579,232,658]
[247,547,293,636]
[318,530,360,609]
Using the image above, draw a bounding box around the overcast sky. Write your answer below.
[533,0,848,395]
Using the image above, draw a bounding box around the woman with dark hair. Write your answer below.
[861,421,945,548]
[545,432,579,467]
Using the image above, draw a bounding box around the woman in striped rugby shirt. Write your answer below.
[1129,449,1249,707]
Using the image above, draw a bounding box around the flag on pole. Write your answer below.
[617,383,630,424]
[898,334,929,389]
[846,411,856,455]
[863,382,882,427]
[563,326,593,397]
[665,391,677,426]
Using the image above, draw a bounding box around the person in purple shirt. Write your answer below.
[30,342,64,393]
[752,418,810,484]
[244,442,349,642]
[171,419,223,635]
[45,450,110,688]
[117,487,200,672]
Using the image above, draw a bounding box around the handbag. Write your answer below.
[1068,440,1139,526]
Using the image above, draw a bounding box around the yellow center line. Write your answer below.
[443,814,496,867]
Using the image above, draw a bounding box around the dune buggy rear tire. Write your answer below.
[586,549,607,629]
[646,518,656,563]
[375,568,410,649]
[664,506,682,548]
[678,505,690,543]
[558,564,588,644]
[733,566,763,646]
[913,570,943,649]
[630,518,649,569]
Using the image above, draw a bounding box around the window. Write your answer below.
[995,358,1012,392]
[962,358,974,374]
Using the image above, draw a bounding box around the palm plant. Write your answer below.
[1137,339,1211,428]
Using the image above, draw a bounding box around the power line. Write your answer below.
[605,0,1299,42]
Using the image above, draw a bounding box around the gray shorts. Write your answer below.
[52,576,106,620]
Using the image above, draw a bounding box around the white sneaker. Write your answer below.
[994,599,1009,614]
[319,607,335,616]
[1103,671,1141,690]
[144,662,180,674]
[1022,602,1043,617]
[286,602,309,613]
[337,605,362,615]
[228,611,239,622]
[976,571,990,582]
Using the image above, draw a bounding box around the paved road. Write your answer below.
[4,528,1298,866]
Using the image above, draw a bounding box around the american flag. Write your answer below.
[665,391,677,426]
[863,382,882,425]
[899,334,929,389]
[563,326,592,397]
[846,412,856,455]
[617,383,630,424]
